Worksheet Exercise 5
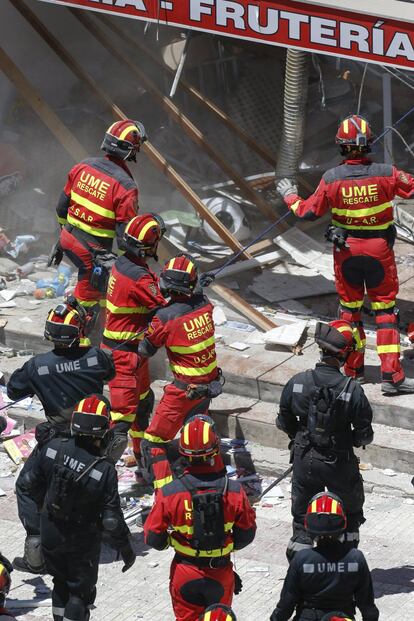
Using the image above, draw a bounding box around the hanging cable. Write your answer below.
[357,63,368,115]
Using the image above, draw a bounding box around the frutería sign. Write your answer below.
[36,0,414,70]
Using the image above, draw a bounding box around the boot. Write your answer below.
[13,536,46,574]
[382,376,414,395]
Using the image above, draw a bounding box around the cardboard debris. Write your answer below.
[3,429,37,464]
[263,321,307,348]
[274,228,334,279]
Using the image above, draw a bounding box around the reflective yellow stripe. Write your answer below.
[172,522,234,535]
[106,300,149,315]
[183,423,190,446]
[377,344,400,354]
[290,200,300,213]
[169,335,215,355]
[360,119,367,133]
[57,216,67,225]
[140,390,150,401]
[129,429,145,438]
[99,298,107,308]
[67,214,115,238]
[167,258,175,269]
[336,325,353,334]
[343,119,349,133]
[170,360,217,377]
[332,201,392,218]
[311,500,317,513]
[331,499,338,514]
[203,421,210,445]
[186,260,195,273]
[77,299,100,308]
[371,301,395,310]
[96,400,106,415]
[79,337,91,347]
[119,124,138,140]
[77,399,86,412]
[71,190,115,219]
[154,475,173,489]
[138,219,158,240]
[170,538,233,558]
[63,310,76,325]
[103,328,144,341]
[205,613,211,621]
[331,219,393,231]
[143,432,169,443]
[110,411,135,422]
[340,299,363,309]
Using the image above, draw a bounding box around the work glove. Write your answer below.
[199,271,216,288]
[269,611,279,621]
[324,225,349,250]
[276,178,298,199]
[120,540,136,573]
[47,240,64,267]
[234,570,243,595]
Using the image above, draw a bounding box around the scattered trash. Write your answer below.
[3,429,37,464]
[6,235,38,259]
[225,320,256,332]
[35,264,72,298]
[383,468,397,477]
[359,462,373,471]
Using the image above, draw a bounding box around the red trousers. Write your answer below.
[144,383,210,490]
[333,237,403,383]
[169,560,234,621]
[106,348,151,456]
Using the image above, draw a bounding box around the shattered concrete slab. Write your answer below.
[248,262,336,302]
[273,228,333,278]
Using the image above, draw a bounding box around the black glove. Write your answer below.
[199,272,216,288]
[47,240,64,267]
[269,611,278,621]
[325,225,349,249]
[120,541,136,573]
[234,570,243,595]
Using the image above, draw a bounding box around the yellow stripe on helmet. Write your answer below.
[331,499,338,514]
[119,125,138,140]
[77,399,86,412]
[106,122,118,134]
[203,421,210,445]
[138,219,158,241]
[96,400,106,415]
[360,119,367,133]
[311,500,318,513]
[343,118,349,133]
[167,258,176,269]
[183,423,190,446]
[204,613,211,621]
[186,260,194,273]
[63,310,76,325]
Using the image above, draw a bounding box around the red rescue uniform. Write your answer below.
[57,155,138,311]
[101,254,166,455]
[139,293,219,489]
[144,459,256,621]
[284,158,414,383]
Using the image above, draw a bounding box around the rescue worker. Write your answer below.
[199,604,237,620]
[8,300,115,574]
[55,119,146,320]
[276,320,374,560]
[101,213,166,473]
[277,114,414,394]
[0,556,16,621]
[20,395,135,621]
[269,492,379,621]
[139,254,222,491]
[144,415,256,621]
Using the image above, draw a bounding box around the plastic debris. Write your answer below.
[6,235,38,259]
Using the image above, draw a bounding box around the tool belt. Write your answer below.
[64,223,113,250]
[345,224,396,246]
[173,369,224,400]
[174,553,231,568]
[90,249,118,294]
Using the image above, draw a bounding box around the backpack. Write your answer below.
[180,475,228,554]
[45,440,105,521]
[306,372,353,450]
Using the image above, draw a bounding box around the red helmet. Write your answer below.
[199,604,237,621]
[160,254,198,296]
[335,115,373,149]
[44,301,87,346]
[321,614,353,621]
[123,214,162,258]
[0,562,10,598]
[305,491,347,536]
[179,415,220,459]
[101,119,147,161]
[71,394,110,438]
[314,320,356,358]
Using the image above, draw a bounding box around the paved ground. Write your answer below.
[0,467,413,621]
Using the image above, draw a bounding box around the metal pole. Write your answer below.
[382,72,393,163]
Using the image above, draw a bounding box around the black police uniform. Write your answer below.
[277,362,374,555]
[270,542,379,621]
[8,346,115,541]
[21,435,131,621]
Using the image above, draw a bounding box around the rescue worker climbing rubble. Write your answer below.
[276,320,374,560]
[270,492,379,621]
[139,254,223,491]
[101,213,166,473]
[20,395,135,621]
[144,414,256,621]
[277,114,414,394]
[54,119,146,325]
[7,300,115,574]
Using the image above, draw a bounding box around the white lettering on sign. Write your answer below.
[280,11,309,41]
[310,17,337,46]
[190,0,214,22]
[217,0,245,29]
[247,6,279,35]
[387,32,414,60]
[340,23,370,52]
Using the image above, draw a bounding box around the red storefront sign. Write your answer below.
[36,0,414,70]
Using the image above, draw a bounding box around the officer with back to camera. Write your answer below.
[270,492,379,621]
[20,395,135,621]
[7,299,115,574]
[276,320,374,560]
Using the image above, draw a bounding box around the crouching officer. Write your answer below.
[20,395,135,621]
[144,415,256,621]
[277,320,374,560]
[139,254,223,491]
[199,604,237,620]
[7,300,115,574]
[270,492,379,621]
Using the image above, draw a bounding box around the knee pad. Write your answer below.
[24,535,44,570]
[65,595,88,621]
[104,431,128,463]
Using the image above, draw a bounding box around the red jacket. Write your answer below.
[139,294,218,384]
[56,155,138,240]
[102,255,166,351]
[285,158,414,233]
[144,462,256,559]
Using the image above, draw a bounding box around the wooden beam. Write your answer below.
[71,8,284,228]
[96,13,277,169]
[0,47,88,162]
[211,283,277,331]
[10,0,252,259]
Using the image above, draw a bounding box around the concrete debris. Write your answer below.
[212,306,227,326]
[261,485,285,500]
[228,341,250,351]
[394,203,414,244]
[249,263,336,303]
[263,320,307,348]
[224,320,256,332]
[274,228,334,278]
[216,249,286,279]
[383,468,397,477]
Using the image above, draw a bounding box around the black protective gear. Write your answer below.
[104,427,129,464]
[120,540,136,573]
[12,535,45,574]
[233,570,243,595]
[270,542,379,621]
[47,240,64,267]
[199,272,216,288]
[89,249,118,294]
[325,225,349,249]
